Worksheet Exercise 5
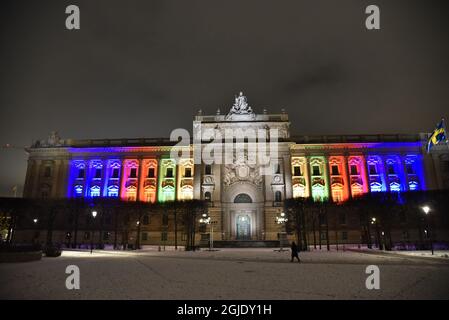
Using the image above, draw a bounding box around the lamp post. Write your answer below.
[136,220,140,250]
[422,205,434,255]
[200,213,216,251]
[371,217,381,249]
[275,212,288,252]
[91,210,97,254]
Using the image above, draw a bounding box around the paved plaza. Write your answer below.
[1,248,448,299]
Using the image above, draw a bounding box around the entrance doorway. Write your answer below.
[236,214,251,240]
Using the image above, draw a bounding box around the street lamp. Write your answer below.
[33,218,38,224]
[200,213,216,251]
[91,210,97,254]
[275,212,288,252]
[136,221,141,250]
[421,205,434,255]
[371,217,381,249]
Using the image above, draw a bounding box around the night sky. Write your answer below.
[0,0,448,196]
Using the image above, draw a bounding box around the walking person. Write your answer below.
[291,241,301,263]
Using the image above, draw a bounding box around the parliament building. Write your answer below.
[18,93,449,247]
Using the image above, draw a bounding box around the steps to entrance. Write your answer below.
[211,240,281,248]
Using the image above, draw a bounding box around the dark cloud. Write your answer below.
[0,0,448,196]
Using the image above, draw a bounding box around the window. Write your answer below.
[275,191,282,202]
[112,168,119,179]
[332,188,343,202]
[331,165,339,175]
[44,166,52,178]
[406,164,414,174]
[184,167,192,177]
[205,165,212,175]
[370,182,382,192]
[341,231,348,241]
[162,214,168,226]
[390,182,401,192]
[204,191,212,202]
[84,232,90,240]
[339,212,346,225]
[319,214,326,225]
[141,232,148,241]
[129,168,137,178]
[409,181,419,191]
[274,163,281,174]
[107,186,119,197]
[161,232,168,241]
[78,168,85,179]
[90,186,100,197]
[293,166,302,176]
[166,167,173,178]
[387,164,395,175]
[95,168,102,179]
[147,167,155,178]
[103,232,110,241]
[350,165,358,175]
[143,215,150,225]
[320,232,327,240]
[369,164,377,175]
[312,165,320,176]
[181,233,187,241]
[74,185,83,196]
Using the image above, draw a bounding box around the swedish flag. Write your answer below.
[427,119,447,153]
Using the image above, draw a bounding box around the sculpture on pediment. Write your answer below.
[226,92,254,119]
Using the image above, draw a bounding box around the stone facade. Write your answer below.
[19,94,449,246]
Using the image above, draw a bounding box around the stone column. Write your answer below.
[283,155,292,199]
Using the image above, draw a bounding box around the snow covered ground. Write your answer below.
[1,248,448,299]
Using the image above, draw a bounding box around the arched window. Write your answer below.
[275,191,282,202]
[204,191,211,202]
[234,193,252,203]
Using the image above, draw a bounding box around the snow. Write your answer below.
[1,248,448,299]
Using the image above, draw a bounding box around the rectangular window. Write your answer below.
[369,164,377,175]
[388,164,395,175]
[166,167,173,178]
[112,168,119,179]
[44,166,52,178]
[312,165,320,176]
[342,231,348,241]
[319,214,326,225]
[274,163,281,174]
[350,165,358,175]
[161,232,168,241]
[185,167,192,177]
[320,232,327,240]
[293,166,302,176]
[181,233,187,241]
[162,214,168,226]
[95,168,102,179]
[141,232,148,241]
[147,167,155,178]
[339,212,346,225]
[406,164,414,174]
[103,232,110,241]
[84,232,90,240]
[205,165,212,175]
[130,168,137,178]
[78,168,85,179]
[331,165,339,176]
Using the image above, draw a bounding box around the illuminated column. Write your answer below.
[400,154,409,191]
[283,155,292,199]
[381,156,390,192]
[156,156,162,202]
[305,157,312,198]
[323,156,331,201]
[119,159,126,199]
[136,158,143,200]
[342,155,350,199]
[361,155,369,193]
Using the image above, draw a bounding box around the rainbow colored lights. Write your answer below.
[67,144,426,203]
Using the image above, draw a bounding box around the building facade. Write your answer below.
[20,93,449,246]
